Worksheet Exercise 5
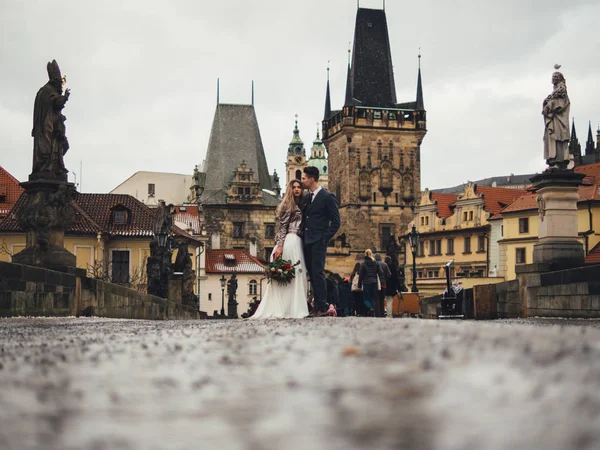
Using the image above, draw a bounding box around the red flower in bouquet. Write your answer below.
[264,257,301,285]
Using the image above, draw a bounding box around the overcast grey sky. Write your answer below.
[1,0,599,193]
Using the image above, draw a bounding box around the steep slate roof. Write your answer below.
[205,249,265,274]
[431,192,456,219]
[200,104,272,205]
[434,173,535,194]
[347,8,397,107]
[0,166,24,215]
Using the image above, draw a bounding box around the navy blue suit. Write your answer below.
[301,188,341,312]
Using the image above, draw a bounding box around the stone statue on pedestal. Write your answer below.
[542,65,570,170]
[13,60,76,270]
[227,273,238,318]
[174,241,196,306]
[31,60,71,182]
[147,201,174,298]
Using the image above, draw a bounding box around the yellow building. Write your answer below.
[406,184,526,296]
[497,163,600,280]
[0,192,203,291]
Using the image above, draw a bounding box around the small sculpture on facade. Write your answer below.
[537,194,546,222]
[31,60,71,181]
[542,65,570,170]
[227,273,238,318]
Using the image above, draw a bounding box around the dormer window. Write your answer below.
[113,210,127,224]
[148,183,155,196]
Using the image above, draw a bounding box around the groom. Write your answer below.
[300,166,340,317]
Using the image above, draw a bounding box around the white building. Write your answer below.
[110,171,192,206]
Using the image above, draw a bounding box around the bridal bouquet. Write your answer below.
[265,257,301,285]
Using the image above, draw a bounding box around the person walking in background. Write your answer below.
[358,249,383,317]
[374,253,391,317]
[350,262,363,316]
[384,256,399,318]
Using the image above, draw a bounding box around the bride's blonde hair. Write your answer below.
[276,179,303,218]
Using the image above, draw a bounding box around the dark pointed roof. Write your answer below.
[344,63,353,107]
[570,119,581,159]
[201,104,272,202]
[347,8,397,107]
[324,74,332,120]
[586,121,595,156]
[415,59,424,111]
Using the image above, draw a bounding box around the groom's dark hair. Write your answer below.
[303,166,320,181]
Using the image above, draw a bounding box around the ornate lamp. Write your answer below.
[407,225,420,293]
[219,275,227,316]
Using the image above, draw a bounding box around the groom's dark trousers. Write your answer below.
[302,188,340,313]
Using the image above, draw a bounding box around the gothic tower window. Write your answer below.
[380,161,393,189]
[359,172,370,201]
[295,169,302,180]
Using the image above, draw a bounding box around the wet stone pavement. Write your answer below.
[0,317,599,450]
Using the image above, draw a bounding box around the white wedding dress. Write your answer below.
[250,205,308,319]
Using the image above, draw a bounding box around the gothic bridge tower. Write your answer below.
[322,6,427,258]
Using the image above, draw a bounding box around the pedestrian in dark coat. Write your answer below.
[374,253,391,317]
[358,249,383,316]
[384,256,399,317]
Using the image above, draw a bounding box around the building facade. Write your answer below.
[322,7,426,274]
[110,171,193,207]
[191,103,281,261]
[407,185,526,296]
[0,192,203,292]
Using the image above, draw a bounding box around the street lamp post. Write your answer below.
[219,274,227,316]
[407,225,420,293]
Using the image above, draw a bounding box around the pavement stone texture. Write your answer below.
[0,317,599,450]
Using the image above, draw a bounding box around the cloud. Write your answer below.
[0,0,598,194]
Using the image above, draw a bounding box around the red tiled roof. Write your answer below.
[499,193,538,214]
[431,193,456,219]
[575,163,600,181]
[0,166,24,213]
[585,242,600,264]
[475,186,528,215]
[0,191,201,243]
[205,249,265,274]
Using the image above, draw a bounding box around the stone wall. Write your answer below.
[0,261,201,319]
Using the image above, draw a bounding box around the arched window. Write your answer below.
[322,166,327,174]
[249,280,257,295]
[295,169,302,180]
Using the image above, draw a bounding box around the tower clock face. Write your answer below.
[295,156,303,164]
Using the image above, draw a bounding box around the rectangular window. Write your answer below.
[464,236,471,254]
[425,216,429,226]
[420,217,424,226]
[516,247,526,264]
[380,225,392,251]
[477,236,485,252]
[428,240,435,256]
[249,280,258,295]
[238,187,244,195]
[245,187,251,195]
[265,247,273,261]
[112,210,127,224]
[447,238,455,255]
[395,193,399,203]
[208,293,212,301]
[501,225,504,237]
[265,223,275,239]
[233,222,245,238]
[373,192,377,202]
[463,211,468,222]
[374,110,382,119]
[417,241,424,257]
[435,239,442,255]
[111,250,130,284]
[148,183,155,196]
[469,211,474,221]
[519,218,529,234]
[417,271,424,279]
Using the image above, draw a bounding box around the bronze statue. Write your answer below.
[543,65,570,169]
[31,60,70,180]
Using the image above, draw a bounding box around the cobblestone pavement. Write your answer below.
[0,317,599,450]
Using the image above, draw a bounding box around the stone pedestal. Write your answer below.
[530,169,585,266]
[12,179,76,270]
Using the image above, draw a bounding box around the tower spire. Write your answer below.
[569,119,581,164]
[344,47,353,106]
[586,121,595,156]
[415,50,424,111]
[324,63,332,120]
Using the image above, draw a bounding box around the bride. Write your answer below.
[250,179,308,319]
